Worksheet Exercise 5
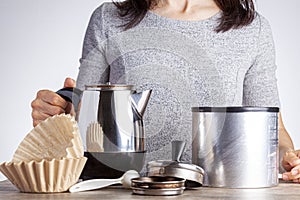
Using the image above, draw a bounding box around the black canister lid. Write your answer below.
[191,106,279,113]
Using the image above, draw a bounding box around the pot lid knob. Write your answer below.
[171,140,186,162]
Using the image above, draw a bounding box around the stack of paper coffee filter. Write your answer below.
[0,114,87,193]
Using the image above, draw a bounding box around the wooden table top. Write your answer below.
[1,179,300,200]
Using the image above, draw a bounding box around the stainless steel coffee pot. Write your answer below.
[56,84,152,179]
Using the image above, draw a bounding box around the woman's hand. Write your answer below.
[31,77,75,126]
[278,112,300,182]
[282,150,300,182]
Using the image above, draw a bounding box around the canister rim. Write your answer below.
[191,106,279,113]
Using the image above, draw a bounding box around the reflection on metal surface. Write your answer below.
[86,122,104,152]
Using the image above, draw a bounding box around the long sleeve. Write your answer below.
[242,15,280,107]
[76,4,110,90]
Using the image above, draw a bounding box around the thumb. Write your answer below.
[64,77,76,88]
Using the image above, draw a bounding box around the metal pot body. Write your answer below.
[192,107,279,188]
[79,85,146,179]
[78,85,144,152]
[56,84,152,179]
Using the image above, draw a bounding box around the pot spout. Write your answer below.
[131,89,152,117]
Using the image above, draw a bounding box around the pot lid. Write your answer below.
[147,160,204,188]
[85,82,134,91]
[147,160,204,174]
[147,141,204,188]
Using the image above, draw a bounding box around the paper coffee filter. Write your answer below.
[12,114,84,162]
[0,157,87,193]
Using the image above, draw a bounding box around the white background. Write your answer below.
[0,1,299,180]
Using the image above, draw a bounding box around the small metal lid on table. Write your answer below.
[131,176,185,196]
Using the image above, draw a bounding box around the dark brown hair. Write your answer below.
[113,0,256,32]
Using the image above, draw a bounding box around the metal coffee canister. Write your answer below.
[192,107,279,188]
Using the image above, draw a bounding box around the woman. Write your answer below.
[31,0,300,181]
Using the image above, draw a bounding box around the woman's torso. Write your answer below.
[77,2,278,167]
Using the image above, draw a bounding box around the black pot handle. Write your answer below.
[56,87,82,113]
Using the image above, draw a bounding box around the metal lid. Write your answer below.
[147,160,204,188]
[192,106,279,113]
[131,187,185,196]
[147,160,204,174]
[147,141,204,188]
[85,83,133,91]
[131,176,185,196]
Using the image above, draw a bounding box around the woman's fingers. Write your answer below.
[282,150,300,181]
[282,165,300,181]
[31,90,67,126]
[282,150,300,171]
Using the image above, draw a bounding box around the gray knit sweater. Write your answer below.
[76,2,280,168]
